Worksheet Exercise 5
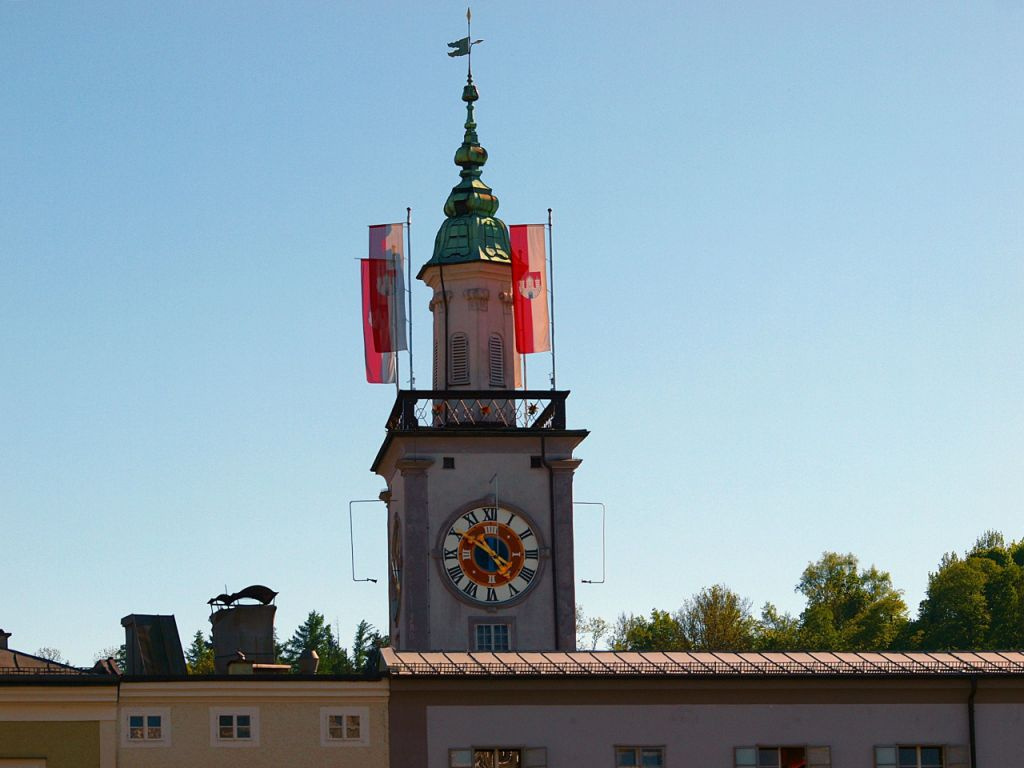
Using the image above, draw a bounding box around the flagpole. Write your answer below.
[466,7,473,80]
[547,207,557,390]
[406,207,414,390]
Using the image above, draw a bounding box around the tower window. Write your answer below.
[488,334,505,387]
[475,624,510,651]
[433,337,439,389]
[443,457,455,469]
[449,333,470,385]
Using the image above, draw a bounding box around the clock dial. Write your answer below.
[390,517,402,620]
[440,505,540,605]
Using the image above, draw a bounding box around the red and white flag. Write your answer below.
[509,224,550,354]
[361,223,406,384]
[361,258,396,383]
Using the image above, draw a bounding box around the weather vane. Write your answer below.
[447,7,483,79]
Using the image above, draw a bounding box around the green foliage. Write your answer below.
[610,610,690,652]
[796,552,908,651]
[280,613,388,674]
[677,585,755,650]
[281,612,352,674]
[576,605,611,650]
[752,603,803,651]
[185,631,215,675]
[915,535,1024,650]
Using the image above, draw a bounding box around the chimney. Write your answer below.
[208,585,278,675]
[0,629,11,650]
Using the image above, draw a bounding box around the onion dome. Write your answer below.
[420,74,511,276]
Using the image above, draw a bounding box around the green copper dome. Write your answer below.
[420,75,511,276]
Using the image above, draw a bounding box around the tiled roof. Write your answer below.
[380,649,1024,677]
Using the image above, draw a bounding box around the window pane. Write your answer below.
[494,625,510,651]
[497,750,521,767]
[876,747,897,766]
[450,749,473,768]
[236,724,251,739]
[759,748,780,768]
[219,715,232,728]
[781,747,806,768]
[920,747,942,767]
[617,748,639,767]
[345,715,361,739]
[898,747,917,767]
[474,750,495,768]
[237,715,250,727]
[129,714,144,740]
[735,747,757,767]
[642,748,664,766]
[219,725,234,738]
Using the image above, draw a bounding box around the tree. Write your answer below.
[677,585,755,650]
[752,603,803,651]
[576,605,610,651]
[796,552,908,650]
[610,610,690,652]
[350,620,387,672]
[185,631,215,675]
[282,612,352,674]
[914,534,1024,650]
[35,647,66,665]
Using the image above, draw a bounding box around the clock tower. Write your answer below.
[371,70,588,652]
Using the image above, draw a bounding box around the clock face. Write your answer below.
[390,518,402,620]
[440,505,540,605]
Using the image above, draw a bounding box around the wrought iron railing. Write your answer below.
[385,390,569,431]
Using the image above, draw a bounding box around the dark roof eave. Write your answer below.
[370,428,590,474]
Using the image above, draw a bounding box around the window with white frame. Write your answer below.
[616,746,665,766]
[449,747,547,768]
[475,623,511,651]
[735,746,831,768]
[875,746,944,768]
[121,708,170,748]
[209,707,259,747]
[320,706,370,747]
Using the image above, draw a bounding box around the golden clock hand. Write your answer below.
[462,532,513,573]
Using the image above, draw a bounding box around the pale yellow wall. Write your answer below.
[0,685,117,768]
[118,680,389,768]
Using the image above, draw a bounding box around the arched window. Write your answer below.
[449,333,470,385]
[488,334,505,387]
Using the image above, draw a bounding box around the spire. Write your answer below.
[421,35,510,276]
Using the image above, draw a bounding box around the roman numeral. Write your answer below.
[483,507,498,521]
[525,548,539,560]
[506,511,515,524]
[446,565,464,585]
[486,588,498,602]
[520,566,536,583]
[484,524,498,535]
[462,510,479,525]
[462,582,478,599]
[443,548,458,560]
[518,528,534,541]
[508,583,519,596]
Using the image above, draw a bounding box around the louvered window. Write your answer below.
[433,337,438,389]
[449,333,470,385]
[488,334,505,387]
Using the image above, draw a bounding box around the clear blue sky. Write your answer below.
[2,1,1021,664]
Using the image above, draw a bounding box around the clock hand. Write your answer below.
[462,532,514,574]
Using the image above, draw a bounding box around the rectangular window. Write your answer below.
[122,708,170,748]
[475,623,510,651]
[321,706,370,747]
[875,746,943,768]
[450,748,546,768]
[209,707,259,748]
[616,746,665,766]
[736,746,830,768]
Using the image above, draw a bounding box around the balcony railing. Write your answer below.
[385,390,569,431]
